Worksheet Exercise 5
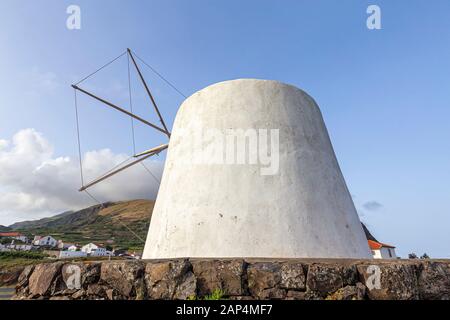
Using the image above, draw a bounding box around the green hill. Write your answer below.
[9,200,154,251]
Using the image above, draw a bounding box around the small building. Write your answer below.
[11,244,33,251]
[59,251,87,259]
[57,241,76,250]
[68,245,78,252]
[33,235,42,245]
[0,232,28,243]
[34,235,58,247]
[368,240,397,259]
[81,243,99,254]
[81,243,111,256]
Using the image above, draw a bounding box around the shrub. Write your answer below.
[0,251,47,260]
[204,289,226,300]
[187,289,226,300]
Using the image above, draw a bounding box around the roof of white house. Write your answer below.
[368,240,396,250]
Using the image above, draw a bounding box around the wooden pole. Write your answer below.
[134,143,169,158]
[79,151,161,192]
[72,84,169,136]
[127,48,171,138]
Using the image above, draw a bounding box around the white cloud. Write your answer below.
[0,129,164,225]
[0,139,9,149]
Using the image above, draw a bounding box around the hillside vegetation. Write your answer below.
[0,226,11,232]
[10,200,154,251]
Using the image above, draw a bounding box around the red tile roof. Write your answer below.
[0,232,23,237]
[368,240,395,250]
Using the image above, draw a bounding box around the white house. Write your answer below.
[59,251,87,259]
[34,235,58,247]
[15,244,31,251]
[81,243,99,254]
[58,241,76,250]
[68,245,78,252]
[81,243,111,256]
[91,248,111,257]
[368,240,397,259]
[0,232,28,243]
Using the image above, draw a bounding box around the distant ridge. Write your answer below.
[9,210,74,230]
[0,225,11,232]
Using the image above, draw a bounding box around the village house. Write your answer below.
[368,240,397,259]
[8,244,33,251]
[0,232,28,243]
[59,250,87,259]
[33,235,58,247]
[81,243,112,256]
[57,240,77,250]
[68,245,78,251]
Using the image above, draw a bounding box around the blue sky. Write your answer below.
[0,0,449,258]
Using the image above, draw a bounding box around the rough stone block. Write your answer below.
[306,263,357,296]
[417,261,450,300]
[28,262,63,297]
[145,259,196,299]
[100,261,144,298]
[247,263,286,299]
[192,259,246,296]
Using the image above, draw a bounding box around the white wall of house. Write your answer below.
[81,243,98,254]
[13,244,33,251]
[13,235,28,242]
[38,236,57,247]
[90,247,110,256]
[59,251,88,259]
[372,247,397,259]
[58,242,76,250]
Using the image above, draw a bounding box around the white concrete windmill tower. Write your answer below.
[73,50,371,259]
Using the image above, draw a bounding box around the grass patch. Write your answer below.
[0,251,48,270]
[0,251,47,260]
[188,289,227,300]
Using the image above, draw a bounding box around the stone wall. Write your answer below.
[11,259,450,300]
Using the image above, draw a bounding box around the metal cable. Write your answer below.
[83,190,146,244]
[127,52,137,155]
[131,49,187,99]
[74,89,84,187]
[91,156,134,181]
[74,51,128,86]
[140,161,161,185]
[83,190,104,208]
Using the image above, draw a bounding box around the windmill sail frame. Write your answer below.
[72,49,172,193]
